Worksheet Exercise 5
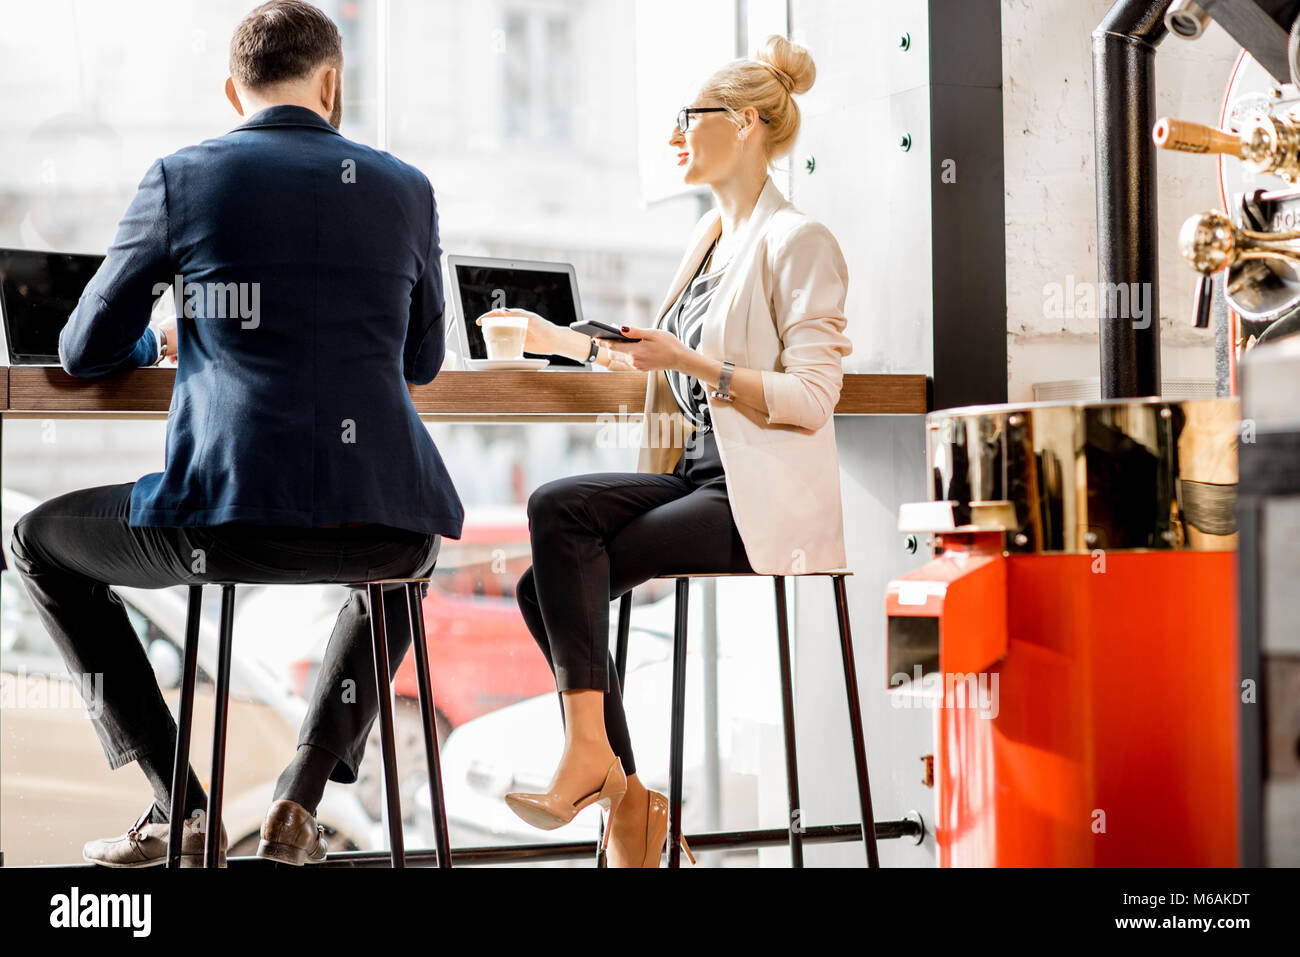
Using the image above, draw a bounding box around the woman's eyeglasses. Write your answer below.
[676,107,771,134]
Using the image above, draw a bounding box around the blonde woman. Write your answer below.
[478,35,851,867]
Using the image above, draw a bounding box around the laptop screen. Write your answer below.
[450,260,584,366]
[0,248,104,365]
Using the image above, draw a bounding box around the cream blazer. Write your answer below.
[636,174,853,575]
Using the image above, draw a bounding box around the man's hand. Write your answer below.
[155,317,178,365]
[605,325,689,372]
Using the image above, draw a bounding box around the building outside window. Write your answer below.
[0,0,794,867]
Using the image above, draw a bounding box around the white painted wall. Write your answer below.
[784,0,936,867]
[1002,0,1240,400]
[772,0,1250,868]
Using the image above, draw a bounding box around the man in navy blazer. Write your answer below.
[11,1,463,866]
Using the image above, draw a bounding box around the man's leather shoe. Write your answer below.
[256,799,328,865]
[83,805,228,868]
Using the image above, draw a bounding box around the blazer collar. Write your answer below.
[232,104,341,135]
[654,174,787,323]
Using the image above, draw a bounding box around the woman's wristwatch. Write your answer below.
[153,328,169,365]
[710,360,735,400]
[585,336,602,365]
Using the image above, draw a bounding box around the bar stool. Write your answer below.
[164,576,452,868]
[612,571,879,868]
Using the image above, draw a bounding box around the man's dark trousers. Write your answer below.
[11,482,441,785]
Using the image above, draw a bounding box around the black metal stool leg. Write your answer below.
[667,577,690,868]
[167,584,203,868]
[833,574,879,867]
[772,576,805,867]
[614,591,632,686]
[599,591,635,866]
[405,582,451,868]
[205,584,235,869]
[368,583,405,867]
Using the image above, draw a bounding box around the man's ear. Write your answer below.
[225,77,245,117]
[320,66,338,114]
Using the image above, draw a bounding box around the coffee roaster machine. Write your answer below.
[889,397,1240,866]
[886,0,1300,866]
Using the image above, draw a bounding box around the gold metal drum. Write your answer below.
[908,398,1240,553]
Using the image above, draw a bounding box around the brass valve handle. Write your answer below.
[1156,113,1300,182]
[1179,210,1300,276]
[1153,117,1244,157]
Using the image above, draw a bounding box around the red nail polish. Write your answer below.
[620,326,629,332]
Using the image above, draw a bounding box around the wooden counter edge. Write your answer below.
[2,367,929,416]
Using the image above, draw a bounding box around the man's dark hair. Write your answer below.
[229,0,342,89]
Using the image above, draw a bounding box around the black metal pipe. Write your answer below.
[772,577,805,866]
[1093,0,1173,398]
[367,582,406,867]
[406,583,452,869]
[614,592,631,686]
[835,574,881,868]
[35,819,925,870]
[208,820,925,868]
[167,585,203,868]
[205,584,236,868]
[667,578,691,868]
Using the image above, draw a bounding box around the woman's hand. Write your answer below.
[605,325,690,372]
[474,308,563,356]
[600,347,638,371]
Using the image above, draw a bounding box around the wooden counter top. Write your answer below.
[0,367,928,418]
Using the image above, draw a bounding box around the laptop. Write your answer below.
[0,248,104,366]
[444,254,589,369]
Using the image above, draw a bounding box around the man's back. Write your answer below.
[14,0,460,874]
[59,105,464,538]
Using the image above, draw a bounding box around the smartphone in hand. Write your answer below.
[569,319,637,342]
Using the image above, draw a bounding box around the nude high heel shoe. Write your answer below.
[628,790,695,867]
[505,758,628,852]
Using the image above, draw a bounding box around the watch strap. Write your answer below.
[711,359,735,400]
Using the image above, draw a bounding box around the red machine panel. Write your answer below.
[890,536,1238,866]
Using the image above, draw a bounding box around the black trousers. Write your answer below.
[515,428,752,776]
[9,482,440,785]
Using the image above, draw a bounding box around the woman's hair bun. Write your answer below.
[754,34,815,96]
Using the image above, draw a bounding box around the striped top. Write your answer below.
[662,237,726,432]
